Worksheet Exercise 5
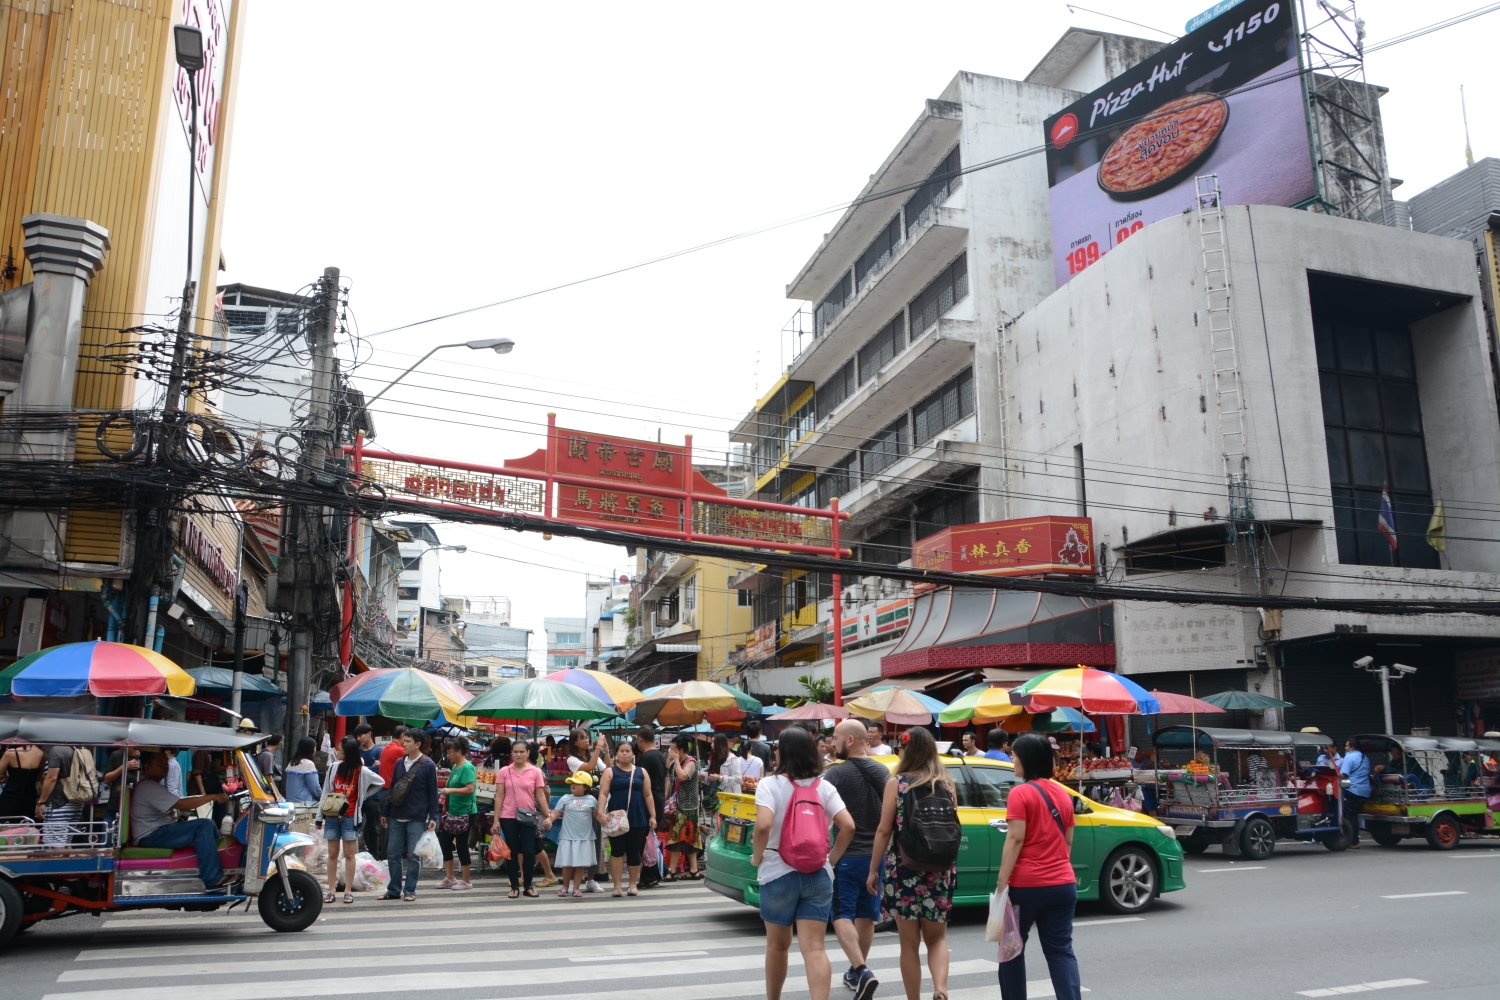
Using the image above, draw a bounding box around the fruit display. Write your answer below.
[476,768,497,784]
[740,777,759,793]
[1083,756,1132,772]
[1183,757,1216,775]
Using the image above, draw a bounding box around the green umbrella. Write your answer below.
[185,666,285,698]
[462,677,619,722]
[1200,690,1294,710]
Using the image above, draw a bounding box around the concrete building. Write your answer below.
[586,575,633,670]
[730,30,1163,698]
[387,521,455,657]
[457,597,533,686]
[545,617,587,672]
[616,550,753,690]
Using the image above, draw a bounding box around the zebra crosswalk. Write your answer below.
[32,873,1082,1000]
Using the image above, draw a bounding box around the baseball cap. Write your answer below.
[567,771,595,788]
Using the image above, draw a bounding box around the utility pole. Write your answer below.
[278,266,341,753]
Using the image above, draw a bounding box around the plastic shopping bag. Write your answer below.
[641,830,661,868]
[487,834,511,864]
[352,852,390,893]
[413,829,443,867]
[987,888,1024,962]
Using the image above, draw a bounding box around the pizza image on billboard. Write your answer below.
[1043,2,1315,285]
[1097,93,1229,199]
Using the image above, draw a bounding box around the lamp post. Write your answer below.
[364,338,515,412]
[1354,656,1417,734]
[163,24,205,413]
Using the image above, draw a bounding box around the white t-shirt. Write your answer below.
[753,775,846,885]
[870,743,892,756]
[719,755,744,794]
[741,754,764,780]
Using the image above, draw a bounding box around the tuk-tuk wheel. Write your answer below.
[1239,817,1276,861]
[1424,815,1461,851]
[1370,828,1403,847]
[257,869,323,932]
[1318,817,1355,852]
[1180,827,1211,855]
[0,879,22,949]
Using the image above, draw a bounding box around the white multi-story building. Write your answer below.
[544,617,587,672]
[389,521,450,657]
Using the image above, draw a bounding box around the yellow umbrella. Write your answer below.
[847,687,938,726]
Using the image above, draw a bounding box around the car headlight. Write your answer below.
[1154,825,1177,839]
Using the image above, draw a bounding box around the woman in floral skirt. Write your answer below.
[664,734,703,878]
[867,727,955,1000]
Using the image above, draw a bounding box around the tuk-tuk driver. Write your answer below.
[1375,746,1432,788]
[131,751,232,890]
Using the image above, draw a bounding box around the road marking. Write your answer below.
[569,949,708,963]
[1380,891,1466,899]
[1194,866,1268,873]
[1296,977,1427,996]
[1073,916,1145,926]
[945,986,1091,999]
[43,957,1000,1000]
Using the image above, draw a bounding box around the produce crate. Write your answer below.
[476,782,496,802]
[1082,768,1132,780]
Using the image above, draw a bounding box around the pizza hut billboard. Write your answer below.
[1042,2,1314,287]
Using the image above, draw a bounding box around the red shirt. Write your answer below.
[378,742,405,787]
[1006,780,1076,888]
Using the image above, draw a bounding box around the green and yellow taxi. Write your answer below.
[705,754,1185,915]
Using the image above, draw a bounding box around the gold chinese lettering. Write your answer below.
[596,441,617,463]
[575,489,592,510]
[652,450,673,473]
[970,543,988,558]
[994,540,1010,557]
[649,498,665,517]
[567,436,588,459]
[625,447,644,467]
[1015,538,1031,554]
[599,492,618,512]
[625,495,640,514]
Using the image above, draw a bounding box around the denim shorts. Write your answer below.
[322,815,359,841]
[759,867,833,927]
[832,854,882,922]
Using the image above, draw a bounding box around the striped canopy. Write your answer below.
[1011,667,1161,715]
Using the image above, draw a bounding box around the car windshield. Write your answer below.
[236,749,274,800]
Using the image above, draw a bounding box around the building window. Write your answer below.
[553,632,582,644]
[860,524,911,565]
[816,452,857,507]
[912,367,975,445]
[683,576,697,612]
[904,147,962,239]
[909,253,968,336]
[816,270,854,336]
[816,359,857,418]
[737,588,753,608]
[1316,319,1439,569]
[861,417,909,478]
[401,555,423,571]
[783,395,816,455]
[856,215,904,289]
[553,655,580,667]
[913,470,980,541]
[858,314,906,383]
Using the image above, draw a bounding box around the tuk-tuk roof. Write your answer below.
[0,711,271,750]
[1350,733,1444,752]
[1472,737,1500,753]
[1154,725,1332,749]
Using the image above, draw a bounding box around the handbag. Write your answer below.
[441,812,471,835]
[602,766,634,838]
[319,791,349,818]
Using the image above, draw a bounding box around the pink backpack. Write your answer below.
[778,777,829,874]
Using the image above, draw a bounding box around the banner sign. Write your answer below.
[912,516,1094,576]
[842,599,914,643]
[694,503,833,548]
[746,620,778,660]
[1456,648,1500,700]
[557,486,683,530]
[1043,2,1313,287]
[362,458,545,514]
[549,427,689,492]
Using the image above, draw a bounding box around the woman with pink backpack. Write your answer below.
[751,727,856,1000]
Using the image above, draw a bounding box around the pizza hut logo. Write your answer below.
[1050,113,1079,149]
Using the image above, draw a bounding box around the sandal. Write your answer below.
[612,889,623,898]
[323,891,335,903]
[343,893,354,904]
[508,889,520,899]
[626,887,638,896]
[402,893,416,901]
[523,887,539,898]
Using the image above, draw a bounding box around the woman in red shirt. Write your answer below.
[995,733,1081,1000]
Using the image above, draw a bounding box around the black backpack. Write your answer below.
[897,780,961,872]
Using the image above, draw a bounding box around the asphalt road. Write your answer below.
[5,838,1497,1000]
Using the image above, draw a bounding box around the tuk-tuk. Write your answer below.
[1349,734,1500,849]
[0,711,321,947]
[1153,726,1351,860]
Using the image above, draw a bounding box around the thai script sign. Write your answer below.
[181,515,237,594]
[694,503,833,548]
[362,458,545,514]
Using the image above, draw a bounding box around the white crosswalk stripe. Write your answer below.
[41,876,1015,1000]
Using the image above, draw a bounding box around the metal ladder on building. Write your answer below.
[1194,174,1264,590]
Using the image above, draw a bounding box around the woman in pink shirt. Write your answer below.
[491,741,552,898]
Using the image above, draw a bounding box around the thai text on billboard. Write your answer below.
[1042,2,1314,287]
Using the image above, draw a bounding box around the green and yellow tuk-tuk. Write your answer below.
[1350,734,1500,849]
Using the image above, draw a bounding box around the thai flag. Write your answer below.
[1377,487,1398,550]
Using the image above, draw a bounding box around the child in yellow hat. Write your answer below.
[547,771,599,897]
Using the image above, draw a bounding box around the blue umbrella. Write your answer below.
[1034,707,1096,733]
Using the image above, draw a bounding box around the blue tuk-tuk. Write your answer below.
[0,711,321,946]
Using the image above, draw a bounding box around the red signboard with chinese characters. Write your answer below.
[912,516,1094,576]
[549,427,688,492]
[557,485,682,530]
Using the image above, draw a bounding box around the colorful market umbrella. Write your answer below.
[1010,667,1161,715]
[0,641,195,698]
[939,684,1026,726]
[771,702,852,721]
[1199,690,1293,710]
[463,676,619,723]
[1032,707,1097,733]
[847,687,947,726]
[633,681,762,727]
[542,668,646,711]
[330,668,474,723]
[1148,690,1227,714]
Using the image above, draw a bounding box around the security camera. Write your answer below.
[1391,663,1416,676]
[1354,656,1374,668]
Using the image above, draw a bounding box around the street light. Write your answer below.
[364,338,516,407]
[1355,656,1417,734]
[164,23,205,413]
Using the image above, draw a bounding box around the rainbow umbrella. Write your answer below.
[939,684,1026,726]
[633,681,762,726]
[1010,667,1161,715]
[847,687,947,726]
[542,668,646,711]
[330,668,474,723]
[0,641,195,698]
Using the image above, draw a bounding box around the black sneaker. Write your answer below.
[842,966,861,991]
[853,966,879,1000]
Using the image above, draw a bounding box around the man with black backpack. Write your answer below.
[826,719,889,1000]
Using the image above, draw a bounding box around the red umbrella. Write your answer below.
[771,702,852,721]
[1148,690,1227,714]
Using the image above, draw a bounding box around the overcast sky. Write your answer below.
[220,1,1498,658]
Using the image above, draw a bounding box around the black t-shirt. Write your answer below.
[824,756,889,857]
[638,748,668,822]
[745,739,773,770]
